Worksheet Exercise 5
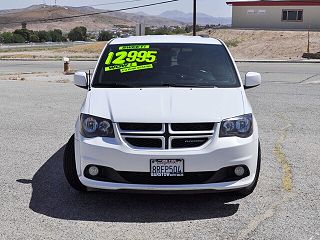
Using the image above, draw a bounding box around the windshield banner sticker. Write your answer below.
[105,45,157,73]
[120,64,153,73]
[118,45,150,50]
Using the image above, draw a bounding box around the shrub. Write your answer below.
[98,31,113,41]
[12,33,25,43]
[29,34,40,43]
[36,31,52,42]
[49,29,63,42]
[14,29,32,42]
[225,39,241,48]
[1,32,14,43]
[68,26,87,41]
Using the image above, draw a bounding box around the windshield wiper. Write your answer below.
[94,82,217,88]
[159,83,217,88]
[95,83,134,88]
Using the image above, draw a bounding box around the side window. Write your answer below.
[282,10,303,22]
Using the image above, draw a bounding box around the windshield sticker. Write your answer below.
[118,45,150,50]
[120,64,153,73]
[105,46,157,73]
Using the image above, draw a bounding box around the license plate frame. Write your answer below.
[150,159,184,177]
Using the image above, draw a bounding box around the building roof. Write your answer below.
[227,0,320,6]
[110,35,222,45]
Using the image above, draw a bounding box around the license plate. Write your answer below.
[150,159,184,177]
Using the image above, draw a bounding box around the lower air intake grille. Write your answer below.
[125,137,162,148]
[84,165,251,185]
[117,171,214,185]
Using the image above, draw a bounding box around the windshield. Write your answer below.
[92,43,240,88]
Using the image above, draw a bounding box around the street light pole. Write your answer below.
[193,0,196,36]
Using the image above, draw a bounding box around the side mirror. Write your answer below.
[74,72,88,89]
[244,72,261,89]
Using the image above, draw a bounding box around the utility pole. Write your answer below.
[193,0,196,36]
[307,25,310,53]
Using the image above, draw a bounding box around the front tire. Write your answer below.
[236,141,261,196]
[63,134,87,192]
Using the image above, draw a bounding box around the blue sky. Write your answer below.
[0,0,233,17]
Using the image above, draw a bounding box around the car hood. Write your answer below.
[87,88,244,123]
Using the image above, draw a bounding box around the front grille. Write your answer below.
[118,123,215,150]
[171,137,209,148]
[171,123,214,132]
[119,123,162,131]
[125,137,162,148]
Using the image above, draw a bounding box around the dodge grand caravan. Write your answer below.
[63,35,261,195]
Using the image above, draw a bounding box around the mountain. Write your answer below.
[159,10,231,25]
[0,5,183,32]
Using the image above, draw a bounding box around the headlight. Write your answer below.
[219,114,253,138]
[80,114,115,138]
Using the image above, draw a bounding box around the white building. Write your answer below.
[227,0,320,29]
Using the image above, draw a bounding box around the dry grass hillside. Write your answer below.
[0,6,129,32]
[0,5,181,32]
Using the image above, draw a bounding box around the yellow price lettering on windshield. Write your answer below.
[105,50,158,66]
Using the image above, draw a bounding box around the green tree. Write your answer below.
[12,34,25,43]
[145,27,153,35]
[154,26,171,35]
[1,32,14,43]
[185,25,192,33]
[172,27,186,34]
[49,29,63,42]
[68,26,87,41]
[61,35,68,42]
[29,34,40,43]
[13,29,32,42]
[97,31,113,41]
[36,31,51,42]
[145,26,171,35]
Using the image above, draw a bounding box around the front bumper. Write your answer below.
[74,120,259,192]
[80,176,256,192]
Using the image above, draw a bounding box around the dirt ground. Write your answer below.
[203,29,320,60]
[1,29,319,60]
[0,42,106,60]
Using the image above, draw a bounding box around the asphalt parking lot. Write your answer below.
[0,61,319,240]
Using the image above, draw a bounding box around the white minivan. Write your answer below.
[64,35,261,196]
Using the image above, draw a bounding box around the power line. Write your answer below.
[0,0,179,25]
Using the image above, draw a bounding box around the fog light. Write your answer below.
[88,166,99,176]
[234,166,245,177]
